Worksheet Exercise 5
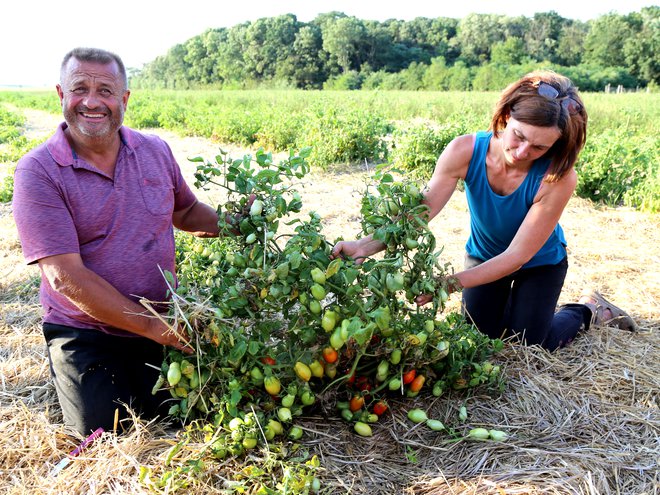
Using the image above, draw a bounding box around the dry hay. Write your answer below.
[1,125,658,494]
[0,322,657,494]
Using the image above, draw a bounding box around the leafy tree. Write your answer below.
[322,16,367,73]
[446,61,473,90]
[279,25,327,88]
[524,11,567,63]
[422,56,449,90]
[456,13,508,65]
[623,7,659,85]
[556,21,589,66]
[490,37,527,66]
[583,13,634,68]
[242,15,299,80]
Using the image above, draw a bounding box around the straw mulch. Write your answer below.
[1,125,658,494]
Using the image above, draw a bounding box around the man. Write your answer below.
[12,47,219,435]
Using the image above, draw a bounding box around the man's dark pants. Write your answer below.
[43,323,171,435]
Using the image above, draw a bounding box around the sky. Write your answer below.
[2,0,657,87]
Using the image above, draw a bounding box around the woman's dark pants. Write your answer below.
[462,255,592,351]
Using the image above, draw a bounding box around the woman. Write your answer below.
[332,70,636,351]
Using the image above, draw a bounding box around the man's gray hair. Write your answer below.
[60,47,128,89]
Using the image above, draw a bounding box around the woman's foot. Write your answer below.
[579,290,638,332]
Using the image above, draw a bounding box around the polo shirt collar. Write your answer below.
[47,122,143,166]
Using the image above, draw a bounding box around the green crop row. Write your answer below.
[0,89,657,211]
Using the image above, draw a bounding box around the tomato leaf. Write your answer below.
[325,258,342,278]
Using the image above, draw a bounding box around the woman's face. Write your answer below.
[501,117,561,166]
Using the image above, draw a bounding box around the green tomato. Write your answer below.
[309,300,322,315]
[426,419,445,431]
[385,272,405,291]
[468,428,490,440]
[282,394,296,408]
[288,426,303,440]
[310,267,326,285]
[310,284,326,301]
[489,429,508,441]
[321,310,337,332]
[167,362,181,387]
[407,408,428,423]
[459,405,468,422]
[249,199,263,217]
[353,421,373,437]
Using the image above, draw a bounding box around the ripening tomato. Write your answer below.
[260,356,276,366]
[264,376,281,396]
[325,363,337,379]
[309,360,324,378]
[349,395,365,412]
[409,374,425,392]
[294,361,312,382]
[402,369,417,385]
[322,347,338,364]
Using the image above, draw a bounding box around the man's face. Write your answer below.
[57,58,129,140]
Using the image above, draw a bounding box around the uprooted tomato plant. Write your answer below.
[140,147,504,493]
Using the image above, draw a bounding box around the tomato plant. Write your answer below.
[154,149,504,475]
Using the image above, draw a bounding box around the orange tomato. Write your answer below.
[409,374,426,393]
[349,395,365,412]
[322,347,338,364]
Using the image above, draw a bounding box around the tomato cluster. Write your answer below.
[154,149,503,454]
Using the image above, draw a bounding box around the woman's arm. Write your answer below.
[332,134,474,262]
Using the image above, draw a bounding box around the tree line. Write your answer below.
[132,8,658,91]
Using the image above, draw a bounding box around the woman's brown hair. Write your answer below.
[489,70,588,182]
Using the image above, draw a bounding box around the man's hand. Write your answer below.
[147,318,194,354]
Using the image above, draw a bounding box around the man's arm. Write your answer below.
[173,200,219,237]
[38,253,190,351]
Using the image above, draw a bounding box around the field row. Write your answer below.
[1,90,658,211]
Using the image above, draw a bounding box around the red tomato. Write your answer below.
[402,369,417,385]
[355,375,372,392]
[372,401,388,416]
[260,356,276,366]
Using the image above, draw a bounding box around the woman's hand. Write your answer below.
[414,275,464,306]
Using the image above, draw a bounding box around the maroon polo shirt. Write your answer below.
[12,123,197,336]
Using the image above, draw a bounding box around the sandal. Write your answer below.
[581,290,638,332]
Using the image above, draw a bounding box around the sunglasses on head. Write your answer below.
[536,81,582,115]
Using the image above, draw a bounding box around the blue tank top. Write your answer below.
[464,131,567,268]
